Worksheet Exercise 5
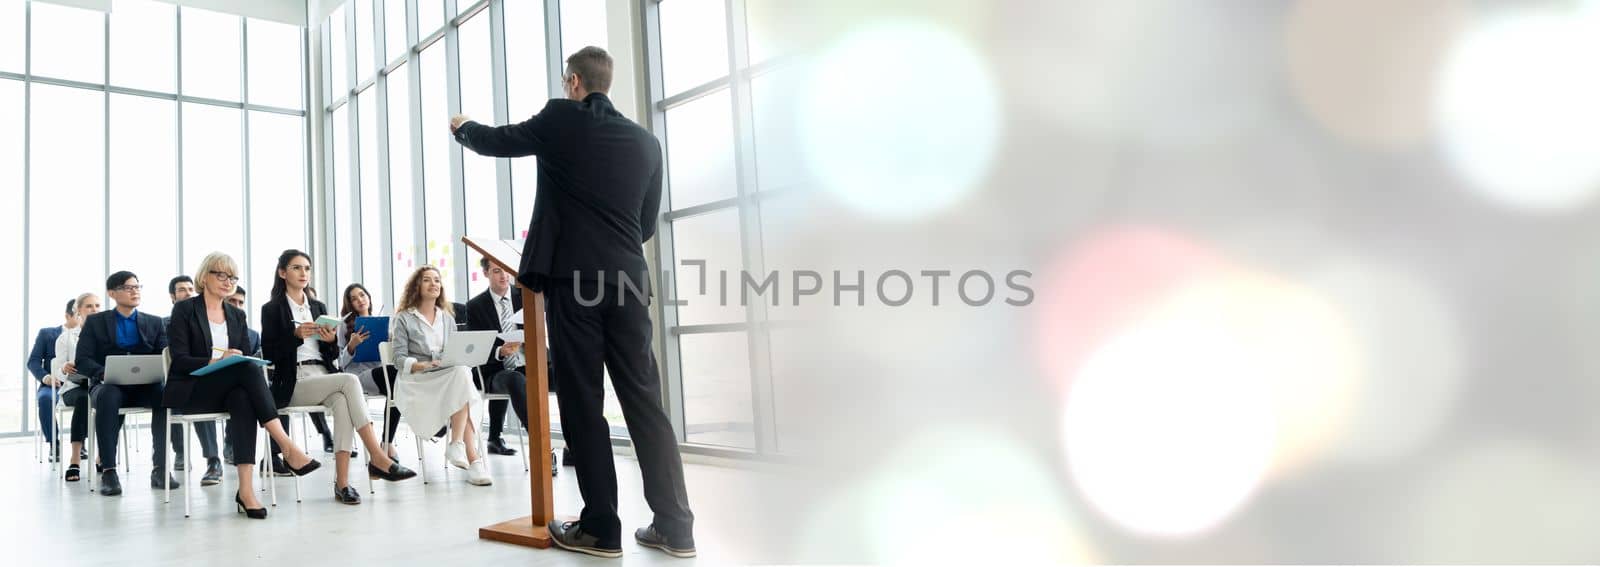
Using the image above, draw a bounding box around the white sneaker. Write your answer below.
[467,459,492,486]
[446,442,469,469]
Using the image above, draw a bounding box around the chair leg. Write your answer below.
[292,415,302,504]
[415,428,427,484]
[86,407,96,493]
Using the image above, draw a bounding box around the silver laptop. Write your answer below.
[102,355,166,385]
[437,330,497,368]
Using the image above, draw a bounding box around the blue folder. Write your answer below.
[193,354,270,376]
[352,316,390,364]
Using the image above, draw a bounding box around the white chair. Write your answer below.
[85,400,151,493]
[475,367,529,472]
[159,348,236,517]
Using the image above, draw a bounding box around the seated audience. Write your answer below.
[75,271,178,495]
[391,266,491,486]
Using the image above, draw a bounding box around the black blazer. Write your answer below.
[163,296,254,409]
[466,289,522,377]
[260,294,340,408]
[453,93,662,294]
[75,309,168,387]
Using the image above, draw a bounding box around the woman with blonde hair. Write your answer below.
[163,252,322,519]
[390,266,490,485]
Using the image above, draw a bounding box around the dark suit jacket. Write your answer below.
[260,295,341,408]
[75,309,168,387]
[27,326,64,381]
[163,296,254,409]
[453,93,662,295]
[452,302,470,331]
[466,289,522,378]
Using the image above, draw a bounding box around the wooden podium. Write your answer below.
[463,236,555,549]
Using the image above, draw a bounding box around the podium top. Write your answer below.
[461,236,526,274]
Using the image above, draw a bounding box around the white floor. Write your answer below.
[0,428,783,566]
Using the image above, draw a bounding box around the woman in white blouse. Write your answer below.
[389,266,490,486]
[52,292,101,481]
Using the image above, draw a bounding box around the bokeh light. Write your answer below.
[798,427,1096,565]
[1433,8,1600,211]
[797,20,1000,220]
[1063,282,1278,538]
[1283,0,1467,151]
[1302,256,1464,464]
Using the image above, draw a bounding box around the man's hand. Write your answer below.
[62,362,76,376]
[450,114,472,133]
[498,341,522,359]
[43,376,60,388]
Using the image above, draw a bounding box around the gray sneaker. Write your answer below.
[635,525,696,558]
[548,520,622,559]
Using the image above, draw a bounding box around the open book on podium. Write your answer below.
[462,236,555,549]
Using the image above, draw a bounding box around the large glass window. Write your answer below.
[681,332,755,449]
[358,91,385,293]
[249,19,303,110]
[181,8,241,102]
[387,62,415,308]
[419,44,453,283]
[659,0,729,94]
[328,6,348,99]
[560,0,608,60]
[31,2,104,84]
[110,0,176,93]
[181,103,244,271]
[109,95,178,317]
[249,111,307,317]
[355,0,375,81]
[28,84,105,355]
[0,0,23,74]
[458,11,495,297]
[665,90,738,209]
[332,104,355,287]
[0,80,25,432]
[3,4,310,436]
[504,0,547,238]
[384,0,407,63]
[417,0,444,39]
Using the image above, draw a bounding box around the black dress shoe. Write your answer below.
[151,468,180,489]
[322,437,334,454]
[99,470,122,496]
[201,459,223,486]
[562,446,574,466]
[487,438,517,456]
[635,524,697,558]
[236,491,267,519]
[269,455,295,477]
[367,461,418,482]
[334,485,361,505]
[551,450,558,477]
[173,457,186,472]
[287,457,322,477]
[548,520,622,558]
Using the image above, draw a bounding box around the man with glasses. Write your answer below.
[75,271,178,496]
[165,275,224,485]
[451,46,694,559]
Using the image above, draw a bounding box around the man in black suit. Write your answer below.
[466,257,563,476]
[76,271,179,495]
[452,46,693,559]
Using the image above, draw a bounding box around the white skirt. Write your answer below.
[392,365,481,439]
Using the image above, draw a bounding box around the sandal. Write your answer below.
[64,464,81,482]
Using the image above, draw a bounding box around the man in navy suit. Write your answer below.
[76,271,178,495]
[26,300,71,459]
[452,46,693,559]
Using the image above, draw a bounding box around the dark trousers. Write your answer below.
[91,383,168,469]
[371,367,403,443]
[177,365,279,465]
[485,368,529,440]
[547,278,693,543]
[59,387,91,443]
[36,385,57,444]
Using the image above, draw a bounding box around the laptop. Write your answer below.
[436,330,497,368]
[102,354,167,385]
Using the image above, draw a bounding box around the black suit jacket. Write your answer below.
[163,296,255,409]
[453,93,662,294]
[260,295,340,408]
[75,309,168,388]
[466,289,522,378]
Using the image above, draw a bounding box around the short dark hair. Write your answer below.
[64,299,76,316]
[168,275,194,295]
[232,286,246,297]
[565,46,613,93]
[106,271,138,291]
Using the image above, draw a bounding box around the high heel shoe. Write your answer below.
[287,456,322,477]
[235,491,268,519]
